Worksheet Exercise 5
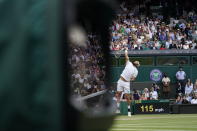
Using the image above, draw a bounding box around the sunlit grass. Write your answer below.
[109,114,197,131]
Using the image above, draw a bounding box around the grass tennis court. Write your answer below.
[109,114,197,131]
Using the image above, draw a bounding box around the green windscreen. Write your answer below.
[119,57,154,66]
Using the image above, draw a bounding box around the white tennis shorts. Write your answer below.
[117,79,130,94]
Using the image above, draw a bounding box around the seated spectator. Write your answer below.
[193,79,197,94]
[113,93,121,113]
[113,93,118,101]
[143,88,150,100]
[140,93,148,100]
[175,95,182,104]
[169,41,178,49]
[143,43,151,50]
[191,93,197,104]
[135,44,143,50]
[182,95,190,104]
[176,82,183,97]
[133,89,140,100]
[185,93,193,103]
[150,87,158,100]
[160,44,166,50]
[150,43,158,50]
[92,83,100,93]
[159,32,167,41]
[185,79,193,95]
[152,82,160,97]
[165,39,172,49]
[84,80,92,93]
[99,81,106,91]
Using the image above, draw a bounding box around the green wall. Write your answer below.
[192,65,197,82]
[110,66,196,83]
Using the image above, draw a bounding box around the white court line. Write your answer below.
[112,124,142,126]
[111,129,193,131]
[115,115,197,121]
[112,125,197,128]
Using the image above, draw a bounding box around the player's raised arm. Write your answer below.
[125,48,129,62]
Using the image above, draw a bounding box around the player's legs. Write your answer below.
[116,80,124,113]
[124,93,131,116]
[123,83,132,117]
[115,91,122,113]
[117,79,131,116]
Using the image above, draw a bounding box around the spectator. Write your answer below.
[133,89,140,100]
[150,43,158,50]
[176,82,183,97]
[135,44,143,50]
[151,82,160,96]
[140,93,148,100]
[143,88,150,100]
[162,73,171,99]
[185,79,193,95]
[84,80,92,94]
[175,95,182,104]
[185,93,193,103]
[182,95,190,104]
[150,87,158,100]
[169,41,178,49]
[176,67,187,93]
[192,79,197,94]
[191,93,197,104]
[160,44,166,50]
[165,39,171,49]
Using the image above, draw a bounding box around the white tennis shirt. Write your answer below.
[120,61,138,82]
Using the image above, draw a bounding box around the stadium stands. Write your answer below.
[69,34,106,96]
[110,1,197,51]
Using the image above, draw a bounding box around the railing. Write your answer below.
[111,50,197,57]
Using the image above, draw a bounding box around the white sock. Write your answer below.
[117,102,120,108]
[128,105,131,116]
[128,112,131,116]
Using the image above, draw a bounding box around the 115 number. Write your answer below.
[140,105,154,112]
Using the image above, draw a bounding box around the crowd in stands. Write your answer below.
[174,67,197,104]
[175,79,197,104]
[69,35,106,96]
[110,2,197,51]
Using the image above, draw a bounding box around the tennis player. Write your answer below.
[116,49,140,117]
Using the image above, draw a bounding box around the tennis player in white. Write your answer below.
[116,49,140,117]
